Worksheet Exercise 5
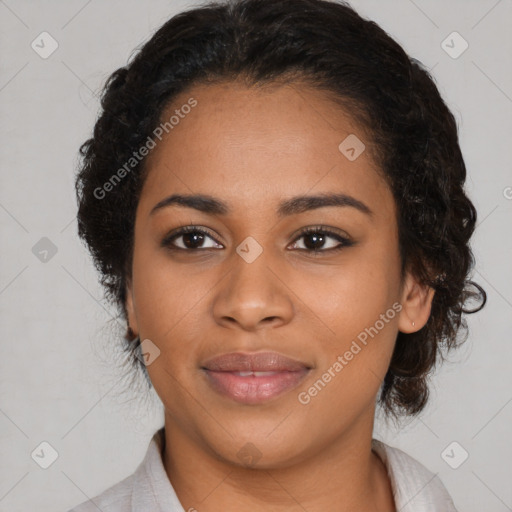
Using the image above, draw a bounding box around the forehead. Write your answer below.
[138,80,393,219]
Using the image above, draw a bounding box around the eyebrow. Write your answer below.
[149,192,373,218]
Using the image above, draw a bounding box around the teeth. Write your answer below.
[233,371,279,377]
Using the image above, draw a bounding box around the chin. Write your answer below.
[198,419,316,470]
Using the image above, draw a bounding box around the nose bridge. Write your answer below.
[213,243,293,330]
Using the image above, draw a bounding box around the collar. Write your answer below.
[129,428,456,511]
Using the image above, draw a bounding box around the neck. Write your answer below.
[162,406,395,512]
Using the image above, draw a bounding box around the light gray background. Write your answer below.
[1,0,511,511]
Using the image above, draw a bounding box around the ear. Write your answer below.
[125,278,139,336]
[397,271,435,334]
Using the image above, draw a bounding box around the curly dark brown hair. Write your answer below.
[75,0,486,420]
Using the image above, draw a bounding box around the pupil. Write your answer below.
[305,233,324,250]
[184,232,204,248]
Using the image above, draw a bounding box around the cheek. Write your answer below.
[131,241,195,333]
[302,249,401,342]
[309,284,398,395]
[297,293,399,423]
[300,236,401,394]
[130,244,213,380]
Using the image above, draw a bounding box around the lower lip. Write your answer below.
[203,369,310,404]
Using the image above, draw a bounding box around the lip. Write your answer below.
[201,351,311,404]
[202,351,309,372]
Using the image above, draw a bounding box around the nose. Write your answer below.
[212,250,294,331]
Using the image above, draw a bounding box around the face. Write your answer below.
[125,80,434,468]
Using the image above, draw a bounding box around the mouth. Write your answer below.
[201,351,311,404]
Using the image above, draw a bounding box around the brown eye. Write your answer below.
[162,226,223,251]
[289,226,354,253]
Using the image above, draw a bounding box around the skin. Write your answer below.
[125,80,435,512]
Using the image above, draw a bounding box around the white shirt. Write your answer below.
[68,428,458,511]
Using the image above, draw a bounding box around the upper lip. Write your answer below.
[202,351,310,372]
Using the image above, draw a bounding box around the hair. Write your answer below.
[75,0,486,421]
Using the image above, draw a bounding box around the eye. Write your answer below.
[161,225,354,253]
[161,226,223,250]
[289,226,354,253]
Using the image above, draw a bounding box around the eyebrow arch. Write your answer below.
[149,192,373,218]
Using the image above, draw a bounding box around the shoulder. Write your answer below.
[66,427,184,512]
[66,472,135,512]
[372,439,458,512]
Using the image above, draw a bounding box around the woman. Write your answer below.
[69,0,486,510]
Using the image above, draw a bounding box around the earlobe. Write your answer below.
[397,272,435,333]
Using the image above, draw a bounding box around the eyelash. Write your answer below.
[161,225,354,254]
